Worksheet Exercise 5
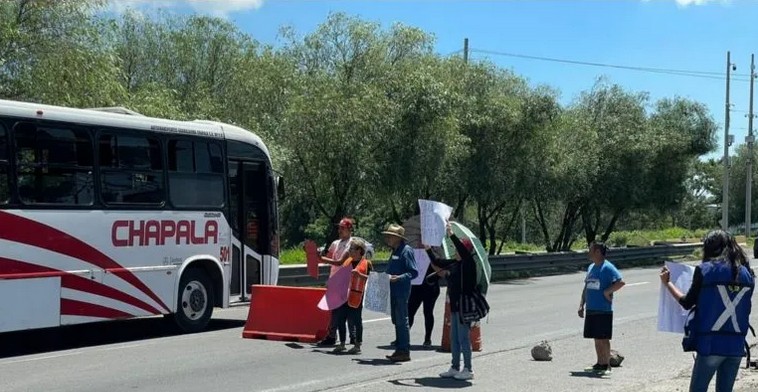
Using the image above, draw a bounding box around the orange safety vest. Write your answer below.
[344,257,371,308]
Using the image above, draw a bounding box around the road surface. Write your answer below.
[1,263,756,391]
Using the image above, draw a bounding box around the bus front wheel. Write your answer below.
[174,267,214,333]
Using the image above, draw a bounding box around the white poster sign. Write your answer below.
[419,199,453,247]
[363,272,391,314]
[411,249,432,285]
[657,261,695,333]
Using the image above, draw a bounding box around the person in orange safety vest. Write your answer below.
[332,238,373,355]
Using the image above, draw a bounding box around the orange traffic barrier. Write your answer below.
[440,295,482,352]
[243,285,331,343]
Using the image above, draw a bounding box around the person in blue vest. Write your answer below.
[660,230,755,392]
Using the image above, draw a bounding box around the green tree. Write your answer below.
[1,0,124,106]
[670,159,721,230]
[276,13,424,241]
[578,83,651,245]
[373,55,466,223]
[726,144,758,231]
[531,106,599,251]
[111,11,257,120]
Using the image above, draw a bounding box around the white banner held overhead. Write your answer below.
[419,199,453,247]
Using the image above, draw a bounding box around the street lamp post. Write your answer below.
[723,52,735,231]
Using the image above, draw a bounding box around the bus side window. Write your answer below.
[0,123,8,204]
[13,122,94,205]
[167,139,224,208]
[99,134,164,206]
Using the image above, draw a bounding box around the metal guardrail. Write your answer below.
[278,243,701,287]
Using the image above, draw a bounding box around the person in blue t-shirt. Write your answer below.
[577,241,625,375]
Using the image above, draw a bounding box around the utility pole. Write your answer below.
[722,51,733,231]
[463,38,469,63]
[746,54,755,238]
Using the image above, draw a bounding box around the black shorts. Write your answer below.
[584,311,613,339]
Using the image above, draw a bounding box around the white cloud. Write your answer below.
[185,0,264,17]
[108,0,264,17]
[674,0,724,5]
[108,1,169,14]
[642,0,730,6]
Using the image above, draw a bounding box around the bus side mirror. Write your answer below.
[277,176,285,200]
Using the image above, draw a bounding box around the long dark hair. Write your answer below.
[726,235,755,278]
[702,230,756,280]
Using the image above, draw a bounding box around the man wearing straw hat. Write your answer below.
[382,223,419,362]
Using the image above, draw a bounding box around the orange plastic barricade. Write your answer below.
[440,295,482,352]
[242,285,331,343]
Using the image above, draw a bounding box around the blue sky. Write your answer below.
[114,0,758,160]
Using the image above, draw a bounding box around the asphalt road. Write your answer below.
[1,263,756,392]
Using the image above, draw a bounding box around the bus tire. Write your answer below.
[174,267,214,333]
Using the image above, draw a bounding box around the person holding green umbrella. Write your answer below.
[426,222,480,381]
[441,221,491,296]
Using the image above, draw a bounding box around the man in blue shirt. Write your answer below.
[382,223,418,362]
[577,241,625,376]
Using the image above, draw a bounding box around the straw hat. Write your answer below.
[381,223,407,240]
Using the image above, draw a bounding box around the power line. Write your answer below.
[468,48,752,82]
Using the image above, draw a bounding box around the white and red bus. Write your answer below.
[0,99,282,333]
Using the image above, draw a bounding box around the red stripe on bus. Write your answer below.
[0,258,163,315]
[0,211,170,313]
[0,271,63,279]
[61,298,133,319]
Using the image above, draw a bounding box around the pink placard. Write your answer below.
[317,266,351,310]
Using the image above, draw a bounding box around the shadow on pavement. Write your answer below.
[311,349,360,356]
[389,377,472,388]
[353,358,401,366]
[409,344,438,352]
[376,344,437,352]
[569,371,604,378]
[0,317,245,359]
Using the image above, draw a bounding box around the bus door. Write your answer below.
[228,161,270,300]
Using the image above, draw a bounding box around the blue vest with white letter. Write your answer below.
[691,260,754,357]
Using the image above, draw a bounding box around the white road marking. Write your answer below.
[0,352,83,365]
[258,379,328,392]
[364,317,391,323]
[625,281,650,287]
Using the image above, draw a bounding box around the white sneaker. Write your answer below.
[454,368,474,380]
[439,367,459,378]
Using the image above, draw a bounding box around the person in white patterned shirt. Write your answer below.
[316,217,354,346]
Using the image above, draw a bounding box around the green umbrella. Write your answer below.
[441,221,491,296]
